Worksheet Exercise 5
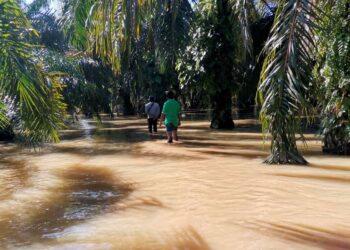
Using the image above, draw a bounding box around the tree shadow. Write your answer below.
[50,144,140,156]
[0,165,133,248]
[49,142,204,160]
[181,140,267,152]
[308,163,350,172]
[192,149,268,159]
[47,226,211,250]
[250,221,350,249]
[271,172,350,184]
[162,226,211,250]
[0,159,36,200]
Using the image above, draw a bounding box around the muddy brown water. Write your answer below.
[1,118,350,250]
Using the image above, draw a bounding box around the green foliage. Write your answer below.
[5,0,349,164]
[60,0,194,113]
[0,0,66,144]
[24,0,50,16]
[176,25,208,109]
[153,0,193,82]
[29,10,67,51]
[60,0,95,50]
[316,0,350,154]
[0,99,9,128]
[37,49,115,116]
[177,0,255,128]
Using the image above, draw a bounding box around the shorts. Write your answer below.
[166,123,178,132]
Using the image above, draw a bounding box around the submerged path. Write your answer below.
[1,118,350,249]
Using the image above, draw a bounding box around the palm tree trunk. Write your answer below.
[210,88,235,129]
[122,90,135,116]
[265,118,307,164]
[0,125,15,141]
[323,127,350,155]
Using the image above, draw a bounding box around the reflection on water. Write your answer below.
[1,118,350,249]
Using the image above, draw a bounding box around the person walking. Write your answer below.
[145,96,160,134]
[159,91,181,143]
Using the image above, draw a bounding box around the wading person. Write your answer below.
[145,96,160,134]
[160,91,181,143]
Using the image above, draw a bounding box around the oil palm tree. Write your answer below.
[256,0,350,163]
[256,0,322,164]
[177,0,259,129]
[0,0,66,144]
[60,0,193,114]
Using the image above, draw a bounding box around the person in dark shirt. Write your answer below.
[145,96,160,134]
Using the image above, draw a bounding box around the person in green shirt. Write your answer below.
[159,91,181,143]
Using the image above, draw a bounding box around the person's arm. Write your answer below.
[159,102,167,127]
[159,113,165,127]
[156,103,161,118]
[177,102,181,126]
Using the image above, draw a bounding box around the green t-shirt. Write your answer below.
[162,99,181,126]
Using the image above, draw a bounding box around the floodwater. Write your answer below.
[1,118,350,250]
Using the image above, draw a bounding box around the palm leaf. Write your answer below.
[232,0,257,56]
[0,100,9,128]
[257,0,320,164]
[1,0,66,144]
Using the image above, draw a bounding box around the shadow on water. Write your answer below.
[50,144,142,156]
[0,159,36,200]
[191,149,268,159]
[308,163,350,172]
[0,165,133,248]
[181,140,267,152]
[61,127,150,143]
[271,172,350,184]
[49,142,204,160]
[181,124,262,132]
[251,221,350,249]
[93,128,150,143]
[160,226,211,250]
[116,196,166,211]
[61,118,264,142]
[49,226,211,250]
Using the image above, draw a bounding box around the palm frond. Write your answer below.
[60,0,95,50]
[1,0,66,144]
[0,100,9,129]
[232,0,257,56]
[153,0,193,74]
[258,0,320,164]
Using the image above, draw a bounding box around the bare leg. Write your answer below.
[172,130,178,141]
[167,132,173,143]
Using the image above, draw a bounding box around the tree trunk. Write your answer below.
[210,89,235,129]
[122,91,135,116]
[0,125,15,141]
[265,120,307,164]
[323,128,350,155]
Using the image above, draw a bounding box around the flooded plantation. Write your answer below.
[1,118,350,250]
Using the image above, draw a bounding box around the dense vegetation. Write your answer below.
[0,0,349,164]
